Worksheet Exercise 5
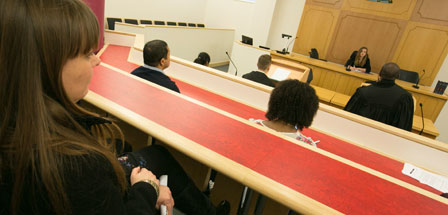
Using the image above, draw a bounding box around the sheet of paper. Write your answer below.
[271,68,291,81]
[402,163,448,193]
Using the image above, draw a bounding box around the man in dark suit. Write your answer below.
[131,40,180,93]
[344,62,414,131]
[242,54,275,87]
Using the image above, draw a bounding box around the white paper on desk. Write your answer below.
[402,163,448,193]
[271,68,291,81]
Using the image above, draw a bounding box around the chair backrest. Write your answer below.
[140,20,153,25]
[167,21,177,26]
[188,23,197,27]
[309,48,319,59]
[197,24,205,28]
[178,22,187,27]
[106,17,122,30]
[154,20,165,25]
[398,69,419,84]
[124,18,138,25]
[306,68,313,84]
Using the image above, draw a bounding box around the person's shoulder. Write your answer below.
[131,66,145,74]
[243,71,257,76]
[394,84,412,95]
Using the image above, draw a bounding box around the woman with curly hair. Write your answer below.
[250,79,320,146]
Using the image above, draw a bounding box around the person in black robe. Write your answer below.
[345,47,371,73]
[242,54,276,87]
[344,62,414,131]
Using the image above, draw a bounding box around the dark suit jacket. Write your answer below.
[344,79,414,131]
[131,66,180,93]
[345,51,371,73]
[242,71,275,87]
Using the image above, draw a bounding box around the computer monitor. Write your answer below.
[242,35,253,46]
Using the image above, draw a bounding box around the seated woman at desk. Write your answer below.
[0,0,228,215]
[345,47,371,73]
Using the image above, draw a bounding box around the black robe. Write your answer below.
[242,71,275,87]
[344,79,414,131]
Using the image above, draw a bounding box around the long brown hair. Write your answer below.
[354,46,368,67]
[0,0,126,214]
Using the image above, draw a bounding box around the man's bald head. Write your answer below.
[379,62,400,81]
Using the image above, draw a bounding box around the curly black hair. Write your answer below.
[265,80,319,130]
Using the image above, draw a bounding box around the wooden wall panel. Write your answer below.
[326,11,406,73]
[412,92,446,122]
[342,0,416,20]
[411,0,448,26]
[393,22,448,86]
[307,0,344,9]
[292,5,340,59]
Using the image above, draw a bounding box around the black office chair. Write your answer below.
[167,21,177,26]
[178,22,187,27]
[398,69,419,84]
[140,20,153,25]
[154,20,165,25]
[306,68,313,84]
[106,17,122,30]
[188,23,197,27]
[197,24,205,28]
[124,18,138,25]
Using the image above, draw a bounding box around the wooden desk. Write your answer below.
[268,58,309,83]
[271,52,448,122]
[87,62,448,214]
[92,34,448,213]
[311,85,335,104]
[103,30,448,177]
[330,93,440,139]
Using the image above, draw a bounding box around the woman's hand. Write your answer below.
[156,185,175,215]
[130,166,159,186]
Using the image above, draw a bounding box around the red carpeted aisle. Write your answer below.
[99,45,139,72]
[89,65,448,214]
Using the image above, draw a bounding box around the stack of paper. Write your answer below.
[271,68,291,81]
[402,163,448,193]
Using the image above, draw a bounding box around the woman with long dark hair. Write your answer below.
[0,0,228,214]
[345,47,371,73]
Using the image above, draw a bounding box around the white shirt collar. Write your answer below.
[143,64,164,74]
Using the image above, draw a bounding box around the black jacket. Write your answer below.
[242,71,275,87]
[0,116,159,215]
[131,66,180,93]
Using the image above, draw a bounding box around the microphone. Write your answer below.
[226,51,238,76]
[285,36,298,54]
[419,103,424,135]
[413,69,426,89]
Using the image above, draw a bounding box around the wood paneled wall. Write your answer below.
[294,0,448,86]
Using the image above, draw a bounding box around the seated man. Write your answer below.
[131,40,180,93]
[344,62,414,131]
[242,54,275,87]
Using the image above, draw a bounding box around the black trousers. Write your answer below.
[119,144,216,215]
